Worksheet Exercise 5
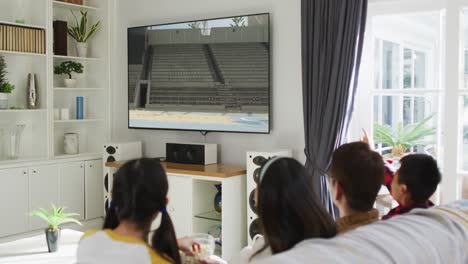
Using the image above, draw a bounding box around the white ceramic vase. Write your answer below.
[64,133,79,154]
[64,79,77,88]
[76,42,88,57]
[0,93,8,109]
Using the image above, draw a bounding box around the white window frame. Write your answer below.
[351,0,468,202]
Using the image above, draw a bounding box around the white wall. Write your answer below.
[111,0,304,165]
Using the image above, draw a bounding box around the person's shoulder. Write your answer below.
[80,229,100,241]
[145,245,172,264]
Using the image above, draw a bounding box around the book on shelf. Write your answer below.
[0,24,45,54]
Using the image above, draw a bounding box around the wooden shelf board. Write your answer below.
[52,1,98,11]
[0,50,46,57]
[106,161,246,178]
[53,55,102,61]
[0,21,46,30]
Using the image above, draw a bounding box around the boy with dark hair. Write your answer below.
[382,153,441,220]
[328,142,385,233]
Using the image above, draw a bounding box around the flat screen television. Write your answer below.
[127,13,270,133]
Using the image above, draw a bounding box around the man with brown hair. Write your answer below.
[328,142,385,233]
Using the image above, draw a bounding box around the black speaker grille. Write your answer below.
[249,189,257,214]
[253,156,267,166]
[104,174,108,192]
[249,218,261,239]
[106,146,116,155]
[107,156,116,163]
[166,143,205,165]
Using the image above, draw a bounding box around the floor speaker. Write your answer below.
[246,150,292,245]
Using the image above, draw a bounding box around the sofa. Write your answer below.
[253,200,468,264]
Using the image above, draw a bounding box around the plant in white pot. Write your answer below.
[54,61,84,88]
[68,11,101,57]
[0,55,15,110]
[31,204,81,253]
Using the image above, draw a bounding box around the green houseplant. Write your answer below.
[373,114,436,157]
[31,204,81,253]
[0,55,15,109]
[54,61,84,88]
[67,10,101,57]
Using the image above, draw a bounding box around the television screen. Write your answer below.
[127,13,270,133]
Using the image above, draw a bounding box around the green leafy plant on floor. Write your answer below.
[54,61,84,79]
[67,10,101,43]
[31,204,82,230]
[373,113,436,157]
[0,55,15,93]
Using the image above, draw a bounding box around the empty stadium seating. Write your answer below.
[141,43,269,110]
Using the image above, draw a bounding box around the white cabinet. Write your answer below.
[59,162,85,221]
[0,158,104,237]
[29,165,60,230]
[0,168,29,237]
[166,175,193,237]
[85,159,104,220]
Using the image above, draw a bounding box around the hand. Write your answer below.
[361,128,369,144]
[177,237,200,257]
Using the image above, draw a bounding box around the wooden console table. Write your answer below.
[105,160,246,178]
[104,160,247,261]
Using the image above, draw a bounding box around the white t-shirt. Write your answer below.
[76,229,170,264]
[234,235,271,263]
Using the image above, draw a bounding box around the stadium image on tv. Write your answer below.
[128,13,270,133]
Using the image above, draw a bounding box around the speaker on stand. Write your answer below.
[103,142,142,215]
[246,150,292,245]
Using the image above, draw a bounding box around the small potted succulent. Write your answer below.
[67,10,101,57]
[0,55,15,109]
[31,204,82,253]
[54,61,84,88]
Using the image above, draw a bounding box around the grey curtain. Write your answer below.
[301,0,368,217]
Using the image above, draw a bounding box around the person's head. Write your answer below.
[391,154,441,206]
[329,142,385,216]
[103,158,180,264]
[255,157,337,256]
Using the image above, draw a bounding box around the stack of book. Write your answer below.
[0,24,46,54]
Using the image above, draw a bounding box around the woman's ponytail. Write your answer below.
[151,209,181,264]
[103,203,120,229]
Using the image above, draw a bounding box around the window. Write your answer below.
[370,14,442,158]
[351,1,468,201]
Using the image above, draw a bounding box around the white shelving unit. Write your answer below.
[0,0,110,239]
[0,0,111,164]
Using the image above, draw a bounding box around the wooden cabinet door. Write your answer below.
[0,168,29,237]
[29,165,60,230]
[85,159,104,219]
[58,161,85,221]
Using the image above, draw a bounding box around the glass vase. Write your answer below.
[4,124,26,160]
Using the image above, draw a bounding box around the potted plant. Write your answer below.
[31,204,81,253]
[0,55,15,109]
[373,114,436,158]
[54,61,84,88]
[67,10,101,57]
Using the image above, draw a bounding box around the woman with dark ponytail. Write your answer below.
[77,158,196,264]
